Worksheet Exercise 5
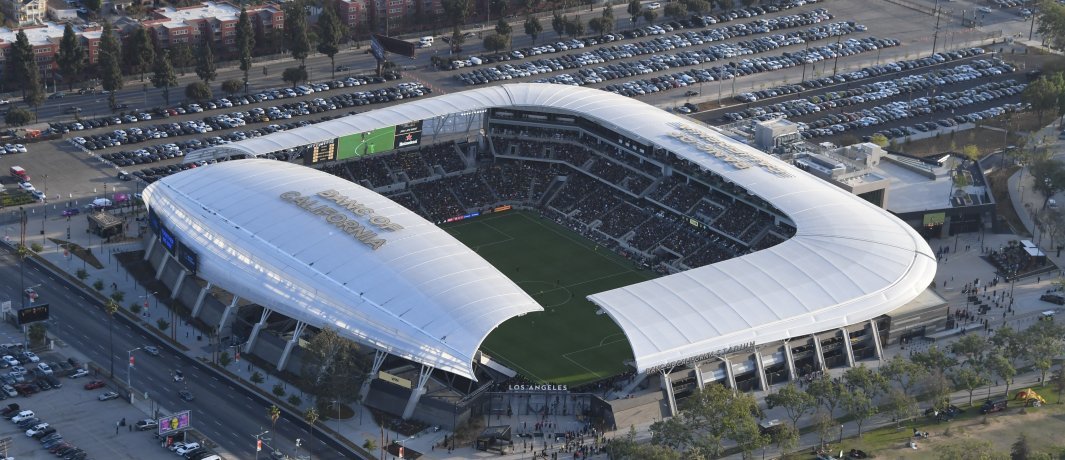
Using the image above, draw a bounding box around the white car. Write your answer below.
[175,442,201,455]
[17,182,34,192]
[1,356,18,367]
[22,352,38,363]
[978,6,992,13]
[14,144,26,153]
[25,422,48,436]
[68,369,89,379]
[11,411,34,423]
[35,363,51,375]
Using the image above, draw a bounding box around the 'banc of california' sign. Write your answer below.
[280,189,403,250]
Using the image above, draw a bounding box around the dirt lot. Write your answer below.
[866,405,1065,458]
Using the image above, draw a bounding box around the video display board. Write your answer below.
[157,411,191,436]
[177,242,199,275]
[17,304,49,326]
[304,140,339,165]
[393,120,423,149]
[336,126,398,160]
[159,224,177,255]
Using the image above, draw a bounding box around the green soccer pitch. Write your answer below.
[442,210,658,385]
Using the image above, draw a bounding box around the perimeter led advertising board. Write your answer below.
[157,411,191,436]
[336,126,397,160]
[393,120,423,149]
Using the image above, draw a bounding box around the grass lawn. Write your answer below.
[442,210,656,385]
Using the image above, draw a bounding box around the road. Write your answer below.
[0,252,353,459]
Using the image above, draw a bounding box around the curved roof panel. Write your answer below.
[177,83,936,375]
[143,159,543,379]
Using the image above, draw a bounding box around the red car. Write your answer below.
[83,380,105,390]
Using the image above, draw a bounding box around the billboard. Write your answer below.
[336,126,397,160]
[371,34,416,58]
[159,224,177,255]
[923,212,946,227]
[393,120,423,149]
[177,242,198,275]
[17,304,49,326]
[304,140,339,165]
[158,410,191,436]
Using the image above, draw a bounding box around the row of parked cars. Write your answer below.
[578,36,897,99]
[870,103,1028,141]
[71,81,431,157]
[732,48,989,105]
[445,0,823,71]
[48,72,403,137]
[455,8,838,84]
[3,405,85,459]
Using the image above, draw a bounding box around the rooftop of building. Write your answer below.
[880,154,990,214]
[0,21,101,47]
[150,1,279,29]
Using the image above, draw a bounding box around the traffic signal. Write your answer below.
[256,439,262,452]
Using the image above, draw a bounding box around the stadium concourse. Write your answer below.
[138,83,938,432]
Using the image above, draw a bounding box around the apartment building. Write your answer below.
[3,0,46,26]
[144,1,283,54]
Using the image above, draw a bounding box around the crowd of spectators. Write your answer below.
[572,191,623,226]
[714,200,761,240]
[420,142,468,173]
[597,203,648,239]
[629,215,679,252]
[443,174,497,209]
[410,181,466,222]
[549,175,603,213]
[385,150,433,180]
[661,227,707,259]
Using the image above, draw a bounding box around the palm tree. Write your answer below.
[269,405,281,426]
[304,407,319,426]
[107,298,118,377]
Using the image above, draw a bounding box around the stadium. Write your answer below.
[139,83,938,428]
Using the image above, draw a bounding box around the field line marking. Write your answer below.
[562,336,629,358]
[517,212,646,277]
[563,354,604,380]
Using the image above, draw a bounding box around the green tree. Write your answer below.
[221,79,243,96]
[184,81,212,101]
[687,0,711,14]
[316,1,344,80]
[483,34,509,52]
[1022,320,1065,385]
[150,49,178,105]
[170,42,194,75]
[923,369,955,412]
[953,367,991,406]
[588,17,607,35]
[22,61,44,120]
[237,7,255,91]
[961,144,981,162]
[988,352,1016,400]
[194,41,217,84]
[5,30,32,96]
[441,0,471,26]
[1030,158,1065,208]
[57,23,86,91]
[282,66,308,88]
[123,26,154,81]
[552,11,565,37]
[218,351,232,367]
[495,17,512,38]
[649,415,692,450]
[98,22,124,109]
[880,354,925,394]
[842,388,876,437]
[300,327,368,402]
[564,17,584,38]
[83,0,100,12]
[769,421,799,458]
[303,407,319,425]
[842,364,888,398]
[664,2,687,20]
[284,1,311,66]
[628,0,642,27]
[885,387,919,427]
[912,345,958,374]
[868,133,889,147]
[600,5,614,34]
[806,373,843,416]
[766,383,816,426]
[643,9,658,25]
[1022,74,1064,125]
[28,323,46,346]
[952,334,990,366]
[811,409,835,449]
[524,15,543,45]
[268,404,281,426]
[4,107,31,126]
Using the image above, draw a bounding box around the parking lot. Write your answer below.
[0,338,174,459]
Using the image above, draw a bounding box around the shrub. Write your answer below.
[110,291,124,302]
[156,318,169,330]
[93,279,104,291]
[251,371,264,384]
[29,243,42,253]
[287,395,302,406]
[75,269,88,280]
[130,303,141,314]
[273,383,286,397]
[219,352,231,367]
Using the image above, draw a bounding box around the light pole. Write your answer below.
[127,346,142,389]
[253,429,270,460]
[107,299,118,378]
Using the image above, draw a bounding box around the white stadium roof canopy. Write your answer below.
[173,83,937,376]
[143,160,544,380]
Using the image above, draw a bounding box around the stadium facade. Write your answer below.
[141,83,938,425]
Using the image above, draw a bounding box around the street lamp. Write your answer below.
[127,346,142,389]
[107,298,118,378]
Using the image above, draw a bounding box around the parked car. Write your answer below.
[135,419,158,431]
[1040,294,1065,305]
[83,380,105,390]
[143,346,160,356]
[25,422,49,436]
[68,369,88,379]
[97,391,119,401]
[980,399,1008,414]
[61,208,80,217]
[178,390,195,402]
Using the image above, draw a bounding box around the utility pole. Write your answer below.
[931,0,942,56]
